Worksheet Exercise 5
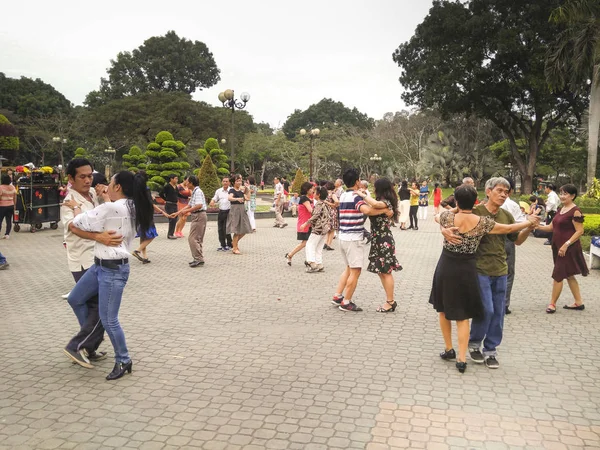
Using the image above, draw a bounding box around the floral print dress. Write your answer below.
[367,200,402,274]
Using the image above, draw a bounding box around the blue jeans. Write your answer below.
[469,274,507,357]
[68,263,131,363]
[0,251,6,264]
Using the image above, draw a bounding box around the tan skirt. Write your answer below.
[226,203,252,235]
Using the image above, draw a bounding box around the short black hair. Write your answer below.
[317,186,328,200]
[167,174,178,181]
[1,174,10,185]
[188,175,199,187]
[546,183,556,191]
[66,158,92,178]
[559,183,578,200]
[92,172,107,187]
[529,195,537,203]
[300,182,313,195]
[454,184,478,210]
[506,178,515,192]
[325,181,334,190]
[342,168,360,189]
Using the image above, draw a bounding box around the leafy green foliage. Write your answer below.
[0,114,19,163]
[0,72,72,117]
[197,155,220,199]
[74,147,88,157]
[586,178,600,199]
[122,145,146,172]
[290,168,307,194]
[144,130,187,189]
[156,132,174,145]
[197,138,229,177]
[85,31,220,106]
[392,0,587,193]
[282,98,374,139]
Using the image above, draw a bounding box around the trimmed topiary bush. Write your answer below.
[197,154,221,198]
[196,138,229,177]
[290,168,307,194]
[155,131,174,145]
[122,145,146,173]
[144,131,187,188]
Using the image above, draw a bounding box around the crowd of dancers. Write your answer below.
[5,155,588,380]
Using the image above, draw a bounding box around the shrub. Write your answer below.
[158,150,178,161]
[204,138,219,151]
[583,214,600,236]
[198,149,208,159]
[74,147,88,157]
[196,137,229,176]
[147,142,161,151]
[0,114,19,163]
[161,140,178,149]
[290,168,307,194]
[198,154,221,198]
[145,150,160,159]
[155,131,174,145]
[150,175,166,185]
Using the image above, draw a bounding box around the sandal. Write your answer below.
[563,303,585,310]
[132,250,144,262]
[546,304,556,314]
[376,300,397,313]
[285,253,292,266]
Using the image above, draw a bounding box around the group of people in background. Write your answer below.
[0,158,592,382]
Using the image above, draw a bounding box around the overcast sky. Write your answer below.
[1,0,432,128]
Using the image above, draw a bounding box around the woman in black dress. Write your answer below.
[356,178,402,312]
[431,185,536,373]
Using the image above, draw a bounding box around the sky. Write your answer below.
[1,0,433,128]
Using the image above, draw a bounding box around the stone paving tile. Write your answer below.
[1,214,599,449]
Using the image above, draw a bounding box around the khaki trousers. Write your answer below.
[188,211,207,262]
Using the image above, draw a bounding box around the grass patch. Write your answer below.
[580,236,591,253]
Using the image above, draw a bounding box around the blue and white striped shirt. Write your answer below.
[338,191,366,241]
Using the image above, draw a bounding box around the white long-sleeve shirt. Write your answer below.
[73,199,135,260]
[501,197,526,224]
[546,190,559,212]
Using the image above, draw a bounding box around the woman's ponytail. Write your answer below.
[113,170,154,237]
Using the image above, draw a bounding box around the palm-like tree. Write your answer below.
[546,0,600,188]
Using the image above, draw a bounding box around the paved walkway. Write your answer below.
[1,214,599,450]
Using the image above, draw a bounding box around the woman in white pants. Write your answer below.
[299,187,332,272]
[398,180,411,230]
[246,176,257,232]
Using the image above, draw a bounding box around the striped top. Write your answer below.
[338,191,366,241]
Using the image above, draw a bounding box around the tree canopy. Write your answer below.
[281,98,374,138]
[392,0,588,193]
[85,31,220,106]
[0,72,72,117]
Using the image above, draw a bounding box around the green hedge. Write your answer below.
[584,215,600,236]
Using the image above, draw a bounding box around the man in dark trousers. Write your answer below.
[210,177,233,251]
[61,158,123,368]
[160,174,179,239]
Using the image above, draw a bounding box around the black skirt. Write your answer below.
[429,248,483,321]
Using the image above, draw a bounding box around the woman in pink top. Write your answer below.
[0,174,17,239]
[285,182,314,266]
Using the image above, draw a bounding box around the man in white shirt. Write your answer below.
[544,183,560,245]
[177,175,207,267]
[61,158,123,367]
[210,177,233,251]
[273,177,287,228]
[500,180,527,315]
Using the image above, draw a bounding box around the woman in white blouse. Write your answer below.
[66,171,153,380]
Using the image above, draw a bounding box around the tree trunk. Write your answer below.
[587,65,600,189]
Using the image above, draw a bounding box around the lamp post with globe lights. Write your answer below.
[299,128,320,180]
[218,89,250,172]
[370,153,382,178]
[104,146,116,179]
[52,136,67,168]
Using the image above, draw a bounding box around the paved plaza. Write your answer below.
[1,215,600,450]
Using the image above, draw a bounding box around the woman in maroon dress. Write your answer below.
[536,184,589,313]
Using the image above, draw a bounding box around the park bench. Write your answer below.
[590,244,600,269]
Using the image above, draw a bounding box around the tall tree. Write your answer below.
[546,0,600,187]
[85,31,220,106]
[281,98,374,139]
[0,73,72,117]
[0,114,19,164]
[393,0,587,193]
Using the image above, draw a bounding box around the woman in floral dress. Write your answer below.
[356,178,401,312]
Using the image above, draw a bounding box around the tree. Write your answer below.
[197,154,220,199]
[546,0,600,188]
[0,72,72,116]
[74,147,88,157]
[85,31,220,106]
[197,138,229,177]
[0,114,19,164]
[393,0,587,193]
[282,98,375,139]
[290,168,308,194]
[122,145,146,173]
[144,131,191,191]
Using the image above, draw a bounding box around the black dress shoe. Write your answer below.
[563,304,585,310]
[505,307,511,315]
[456,362,467,373]
[167,235,177,240]
[87,351,107,362]
[440,349,456,360]
[106,360,133,380]
[189,260,205,267]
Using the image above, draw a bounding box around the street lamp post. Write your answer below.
[299,128,320,180]
[52,136,67,168]
[218,89,250,173]
[104,147,116,179]
[370,153,382,178]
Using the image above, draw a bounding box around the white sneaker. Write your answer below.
[61,291,71,299]
[2,235,8,239]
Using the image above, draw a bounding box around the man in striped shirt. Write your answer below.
[333,168,392,312]
[177,176,207,267]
